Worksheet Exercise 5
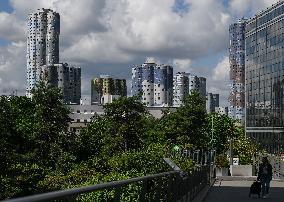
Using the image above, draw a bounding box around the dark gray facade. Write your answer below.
[245,1,284,153]
[69,66,81,104]
[206,93,219,113]
[41,63,81,104]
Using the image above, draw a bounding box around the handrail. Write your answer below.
[3,171,179,202]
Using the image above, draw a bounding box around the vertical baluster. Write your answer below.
[66,195,76,202]
[139,180,147,202]
[155,177,162,202]
[114,187,122,202]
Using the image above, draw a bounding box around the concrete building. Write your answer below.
[26,8,60,98]
[188,75,206,97]
[245,1,284,153]
[215,107,228,116]
[154,65,173,106]
[41,63,81,104]
[91,75,127,105]
[173,72,189,107]
[69,66,81,104]
[67,104,177,133]
[131,60,173,107]
[229,18,246,123]
[206,93,219,113]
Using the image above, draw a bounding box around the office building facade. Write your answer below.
[206,93,219,113]
[26,8,60,97]
[41,63,81,104]
[91,75,127,105]
[131,60,173,107]
[188,75,206,97]
[173,72,189,107]
[229,18,246,123]
[245,1,284,153]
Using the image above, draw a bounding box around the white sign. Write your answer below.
[233,158,239,165]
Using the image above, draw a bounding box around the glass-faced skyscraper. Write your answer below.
[229,18,246,123]
[245,1,284,153]
[26,8,60,97]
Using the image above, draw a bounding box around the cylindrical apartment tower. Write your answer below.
[26,8,60,98]
[173,72,189,107]
[141,62,155,106]
[154,65,173,106]
[46,11,60,65]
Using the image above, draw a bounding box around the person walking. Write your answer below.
[257,157,273,198]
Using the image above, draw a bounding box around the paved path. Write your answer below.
[204,179,284,202]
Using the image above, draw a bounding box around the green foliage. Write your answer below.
[156,91,207,147]
[172,156,195,174]
[233,134,260,165]
[0,82,72,199]
[2,84,262,200]
[215,154,229,168]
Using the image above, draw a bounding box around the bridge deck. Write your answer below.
[204,178,284,202]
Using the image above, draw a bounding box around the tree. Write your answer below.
[204,113,240,153]
[0,82,73,199]
[77,96,156,160]
[31,82,72,167]
[156,91,208,147]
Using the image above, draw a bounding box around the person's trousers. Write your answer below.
[260,176,271,196]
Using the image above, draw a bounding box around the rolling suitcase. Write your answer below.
[249,181,261,198]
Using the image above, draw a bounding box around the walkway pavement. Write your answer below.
[204,178,284,202]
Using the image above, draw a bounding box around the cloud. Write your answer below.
[0,41,26,95]
[212,56,229,81]
[172,59,192,73]
[229,0,279,17]
[0,0,282,104]
[0,12,25,41]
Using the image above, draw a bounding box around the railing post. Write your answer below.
[114,187,121,202]
[154,177,162,202]
[139,180,148,202]
[66,195,77,202]
[166,174,173,202]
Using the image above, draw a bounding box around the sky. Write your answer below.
[0,0,281,105]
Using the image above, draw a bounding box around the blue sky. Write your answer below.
[0,0,280,105]
[0,0,12,13]
[0,0,12,46]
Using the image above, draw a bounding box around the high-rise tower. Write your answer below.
[206,93,219,113]
[188,75,206,98]
[131,60,173,107]
[91,75,127,105]
[173,72,189,107]
[229,18,246,123]
[26,8,60,97]
[245,1,284,153]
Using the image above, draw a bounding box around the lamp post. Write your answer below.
[229,122,242,166]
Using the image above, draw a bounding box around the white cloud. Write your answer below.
[212,57,229,81]
[0,12,25,41]
[0,0,282,103]
[172,59,192,73]
[229,0,280,17]
[0,41,26,94]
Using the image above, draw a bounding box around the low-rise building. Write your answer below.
[67,104,177,133]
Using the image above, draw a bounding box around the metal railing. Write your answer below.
[170,149,216,166]
[3,165,213,202]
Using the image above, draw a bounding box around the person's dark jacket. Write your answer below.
[257,163,273,180]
